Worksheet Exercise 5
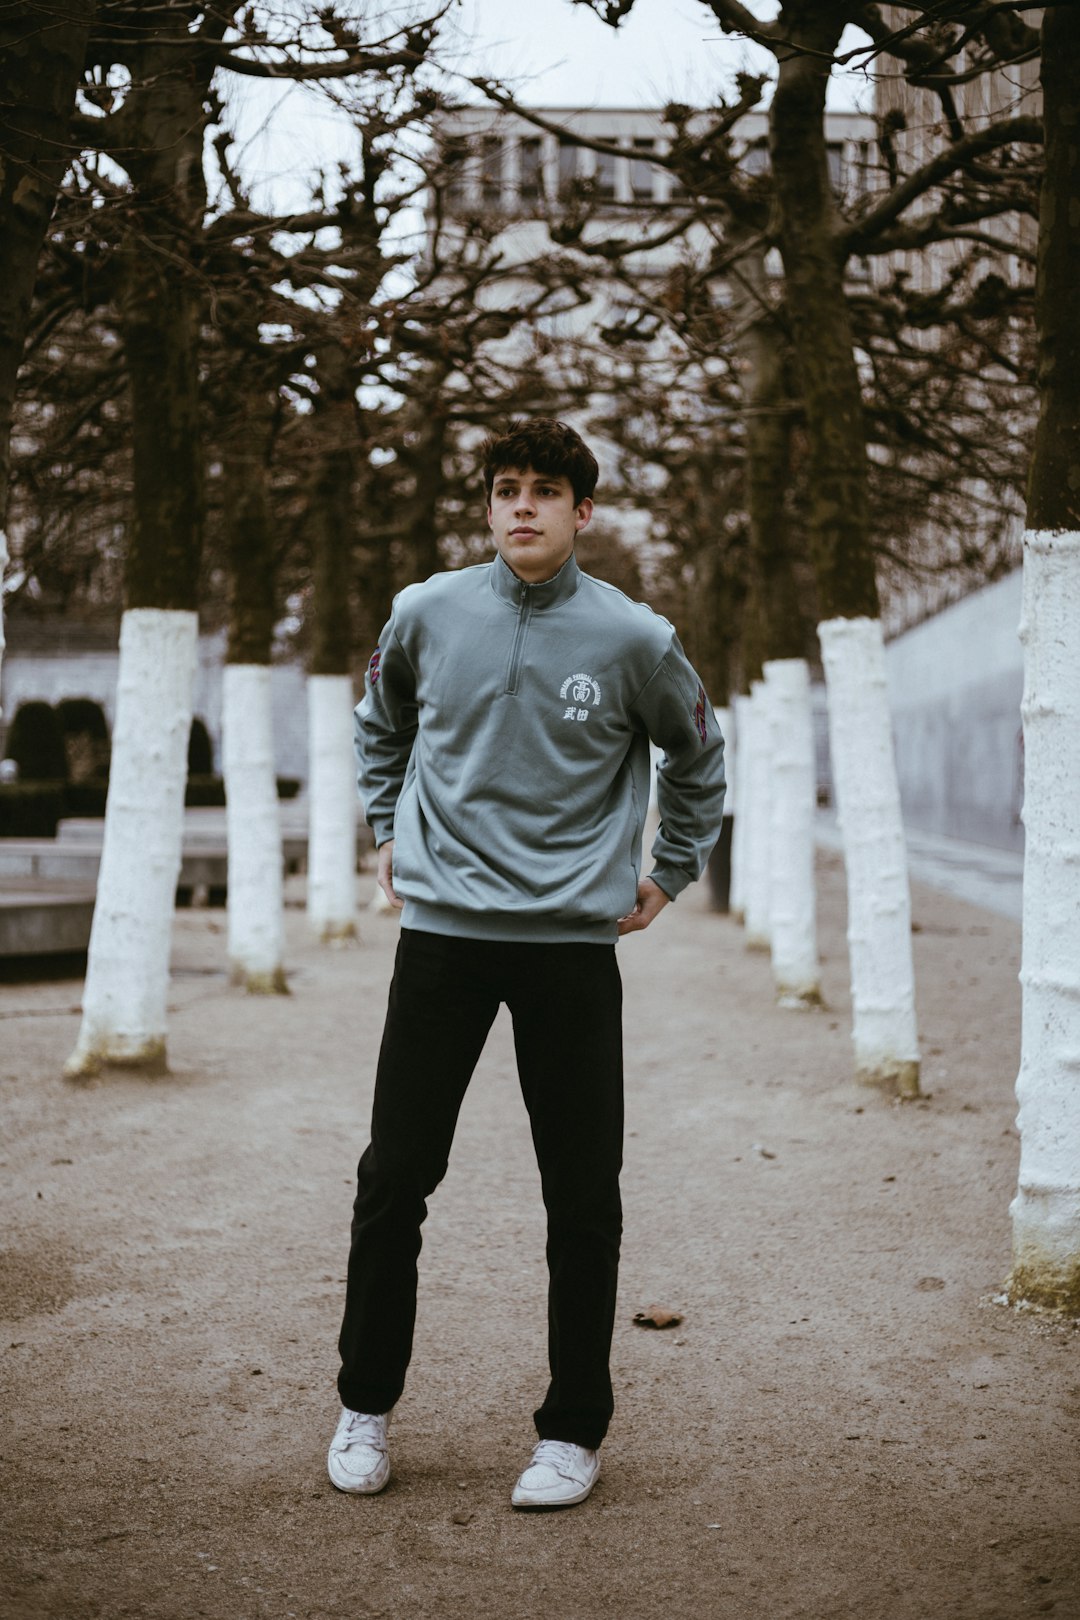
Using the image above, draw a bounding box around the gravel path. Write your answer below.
[2,851,1077,1620]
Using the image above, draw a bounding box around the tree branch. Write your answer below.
[840,115,1042,256]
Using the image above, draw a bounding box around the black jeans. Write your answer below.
[337,927,624,1450]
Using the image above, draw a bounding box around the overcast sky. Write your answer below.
[223,0,871,214]
[441,0,870,110]
[443,0,773,109]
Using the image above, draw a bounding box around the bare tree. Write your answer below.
[0,0,95,706]
[561,0,1041,1089]
[1008,2,1080,1315]
[57,2,449,1073]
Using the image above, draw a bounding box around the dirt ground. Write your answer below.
[2,849,1078,1620]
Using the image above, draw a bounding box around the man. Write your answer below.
[329,418,725,1510]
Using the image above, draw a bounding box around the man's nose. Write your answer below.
[514,493,536,516]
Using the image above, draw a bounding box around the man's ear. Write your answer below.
[575,497,594,533]
[486,505,494,530]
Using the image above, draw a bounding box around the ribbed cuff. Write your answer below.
[648,865,691,901]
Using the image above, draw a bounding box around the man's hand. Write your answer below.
[617,877,670,936]
[377,840,404,910]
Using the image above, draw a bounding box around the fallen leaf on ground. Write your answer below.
[451,1509,474,1526]
[633,1305,683,1329]
[915,1277,946,1291]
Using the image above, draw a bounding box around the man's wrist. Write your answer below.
[646,868,685,902]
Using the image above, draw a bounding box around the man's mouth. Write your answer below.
[511,527,539,537]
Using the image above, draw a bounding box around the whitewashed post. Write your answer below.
[728,693,752,922]
[0,525,8,713]
[1009,532,1080,1310]
[65,609,197,1078]
[764,657,820,1005]
[307,673,357,941]
[712,703,733,910]
[222,664,287,992]
[818,616,920,1096]
[1007,7,1080,1312]
[742,679,772,952]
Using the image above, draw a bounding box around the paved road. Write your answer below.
[3,852,1077,1619]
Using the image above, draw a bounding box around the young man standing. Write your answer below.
[329,418,726,1510]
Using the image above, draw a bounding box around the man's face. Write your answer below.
[487,465,593,584]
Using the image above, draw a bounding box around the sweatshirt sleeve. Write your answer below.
[628,633,727,901]
[353,603,418,849]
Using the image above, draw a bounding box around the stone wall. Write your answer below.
[884,569,1024,853]
[812,570,1024,852]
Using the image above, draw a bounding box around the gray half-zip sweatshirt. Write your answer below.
[355,550,726,944]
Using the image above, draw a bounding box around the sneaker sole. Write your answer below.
[327,1458,391,1495]
[511,1477,598,1510]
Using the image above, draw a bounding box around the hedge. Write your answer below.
[0,782,67,838]
[4,701,68,782]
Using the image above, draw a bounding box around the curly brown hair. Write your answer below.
[481,418,599,506]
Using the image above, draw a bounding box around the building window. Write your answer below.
[594,139,618,201]
[441,135,469,209]
[741,139,769,176]
[826,143,844,190]
[559,136,580,199]
[520,136,543,203]
[481,135,503,206]
[630,138,656,200]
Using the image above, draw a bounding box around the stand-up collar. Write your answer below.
[490,549,581,609]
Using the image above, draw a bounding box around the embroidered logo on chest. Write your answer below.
[559,672,601,723]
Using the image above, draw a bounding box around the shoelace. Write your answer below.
[529,1440,585,1479]
[333,1412,386,1453]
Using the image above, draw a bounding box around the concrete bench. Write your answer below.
[0,883,97,958]
[0,840,231,889]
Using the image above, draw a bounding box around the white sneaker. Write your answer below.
[511,1439,600,1510]
[327,1407,391,1495]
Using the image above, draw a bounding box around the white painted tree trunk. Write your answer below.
[818,616,920,1096]
[713,702,733,909]
[728,693,752,921]
[764,658,820,1005]
[1010,530,1080,1311]
[222,663,287,993]
[307,673,357,941]
[65,609,197,1078]
[0,525,8,713]
[742,679,772,951]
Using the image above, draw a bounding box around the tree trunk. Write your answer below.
[0,524,8,718]
[119,240,203,612]
[1008,5,1080,1313]
[706,704,734,912]
[730,235,808,673]
[819,618,919,1096]
[402,391,448,583]
[220,352,287,991]
[769,0,919,1090]
[769,3,877,623]
[729,237,820,999]
[223,664,286,991]
[67,22,210,1077]
[728,691,752,922]
[307,343,358,941]
[64,610,197,1078]
[307,673,359,938]
[742,679,772,951]
[0,1,95,704]
[764,658,820,1004]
